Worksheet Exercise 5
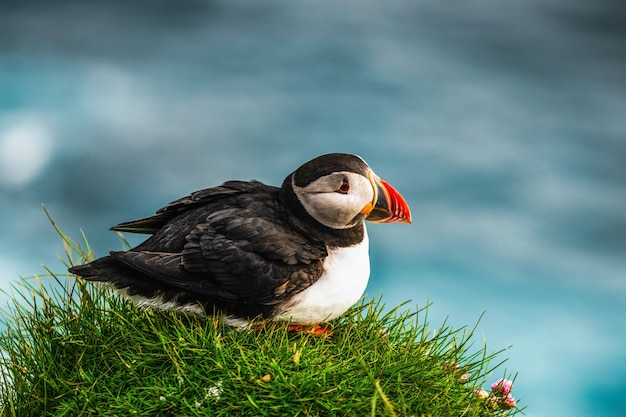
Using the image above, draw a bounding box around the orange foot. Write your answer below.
[286,324,333,338]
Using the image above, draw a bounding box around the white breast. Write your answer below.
[274,226,370,324]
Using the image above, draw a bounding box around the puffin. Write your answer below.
[69,153,411,330]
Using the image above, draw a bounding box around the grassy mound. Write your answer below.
[0,218,522,416]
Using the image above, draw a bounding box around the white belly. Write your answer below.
[274,227,370,324]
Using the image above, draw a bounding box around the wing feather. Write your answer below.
[111,181,272,234]
[107,203,327,305]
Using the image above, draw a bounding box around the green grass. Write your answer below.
[0,218,523,416]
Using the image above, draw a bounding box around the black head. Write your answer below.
[279,153,411,245]
[291,153,370,188]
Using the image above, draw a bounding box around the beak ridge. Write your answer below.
[366,177,412,224]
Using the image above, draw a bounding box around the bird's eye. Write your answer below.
[336,178,350,194]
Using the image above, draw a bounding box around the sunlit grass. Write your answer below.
[0,214,523,416]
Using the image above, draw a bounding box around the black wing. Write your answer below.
[110,180,270,234]
[105,193,327,306]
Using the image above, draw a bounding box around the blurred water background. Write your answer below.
[1,1,625,416]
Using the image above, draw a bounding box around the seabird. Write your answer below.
[69,153,411,330]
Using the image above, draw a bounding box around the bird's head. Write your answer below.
[286,153,411,230]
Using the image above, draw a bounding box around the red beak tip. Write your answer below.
[374,177,412,225]
[396,211,412,224]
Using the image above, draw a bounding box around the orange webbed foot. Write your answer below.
[286,324,333,338]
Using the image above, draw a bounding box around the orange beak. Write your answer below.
[364,174,412,224]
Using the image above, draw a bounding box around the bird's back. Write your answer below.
[119,180,282,252]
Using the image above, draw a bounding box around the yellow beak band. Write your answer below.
[359,202,374,215]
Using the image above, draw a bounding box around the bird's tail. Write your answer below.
[68,256,122,283]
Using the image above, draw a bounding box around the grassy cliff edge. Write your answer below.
[0,221,522,416]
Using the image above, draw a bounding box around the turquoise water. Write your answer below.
[1,1,625,416]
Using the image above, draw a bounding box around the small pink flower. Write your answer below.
[501,394,517,410]
[460,373,469,382]
[474,388,489,399]
[491,378,513,395]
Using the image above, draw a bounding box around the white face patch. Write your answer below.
[292,171,374,229]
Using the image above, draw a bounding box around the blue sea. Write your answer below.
[1,1,625,416]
